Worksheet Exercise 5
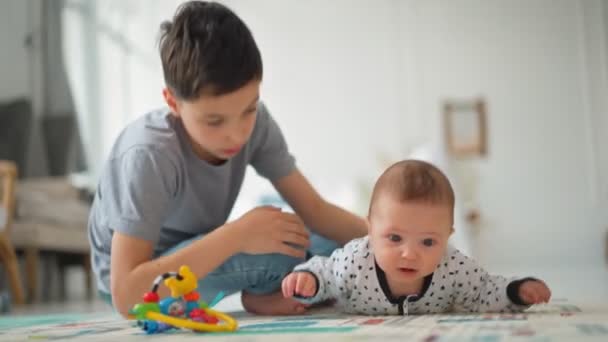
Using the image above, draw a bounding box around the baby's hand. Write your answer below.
[282,272,317,299]
[519,279,551,304]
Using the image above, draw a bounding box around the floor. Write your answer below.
[1,299,607,341]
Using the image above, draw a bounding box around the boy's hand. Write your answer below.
[519,279,551,304]
[282,272,317,298]
[230,206,310,258]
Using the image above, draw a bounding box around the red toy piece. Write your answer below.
[183,291,200,301]
[143,292,160,303]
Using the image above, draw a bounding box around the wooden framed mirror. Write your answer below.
[443,98,487,158]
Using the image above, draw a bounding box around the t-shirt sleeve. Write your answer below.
[249,102,296,181]
[97,147,177,244]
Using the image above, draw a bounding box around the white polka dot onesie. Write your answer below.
[293,236,532,315]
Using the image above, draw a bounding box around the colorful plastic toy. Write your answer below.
[128,265,238,334]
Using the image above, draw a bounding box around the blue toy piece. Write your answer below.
[138,319,174,334]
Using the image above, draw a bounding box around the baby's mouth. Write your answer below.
[398,267,418,274]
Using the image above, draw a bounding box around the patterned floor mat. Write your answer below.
[0,301,606,341]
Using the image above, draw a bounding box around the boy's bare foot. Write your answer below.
[241,291,310,315]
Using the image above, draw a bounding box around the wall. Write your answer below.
[401,0,607,301]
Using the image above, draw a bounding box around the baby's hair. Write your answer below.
[368,159,455,218]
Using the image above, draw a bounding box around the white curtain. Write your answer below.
[61,0,182,187]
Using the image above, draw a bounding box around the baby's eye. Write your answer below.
[422,238,435,247]
[388,234,402,242]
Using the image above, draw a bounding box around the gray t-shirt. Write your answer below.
[88,102,296,293]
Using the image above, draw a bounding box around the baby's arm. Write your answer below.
[282,241,360,304]
[450,250,550,313]
[282,271,319,299]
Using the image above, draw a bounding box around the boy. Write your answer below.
[282,160,551,315]
[88,1,366,318]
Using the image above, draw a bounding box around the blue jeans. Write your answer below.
[100,231,338,305]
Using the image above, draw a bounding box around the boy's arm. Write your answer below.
[274,169,367,245]
[111,224,242,318]
[112,206,310,318]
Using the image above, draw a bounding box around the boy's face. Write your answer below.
[163,80,261,164]
[368,194,453,294]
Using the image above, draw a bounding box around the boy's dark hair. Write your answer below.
[159,1,262,100]
[369,159,455,218]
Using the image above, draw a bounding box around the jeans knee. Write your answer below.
[244,253,304,294]
[267,253,303,279]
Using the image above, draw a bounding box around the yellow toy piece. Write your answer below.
[164,265,198,298]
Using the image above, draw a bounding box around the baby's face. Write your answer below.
[369,195,453,290]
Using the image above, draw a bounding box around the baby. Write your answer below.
[282,159,551,315]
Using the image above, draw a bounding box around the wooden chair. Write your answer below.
[11,177,92,302]
[0,160,25,305]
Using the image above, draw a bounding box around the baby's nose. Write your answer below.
[400,246,417,259]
